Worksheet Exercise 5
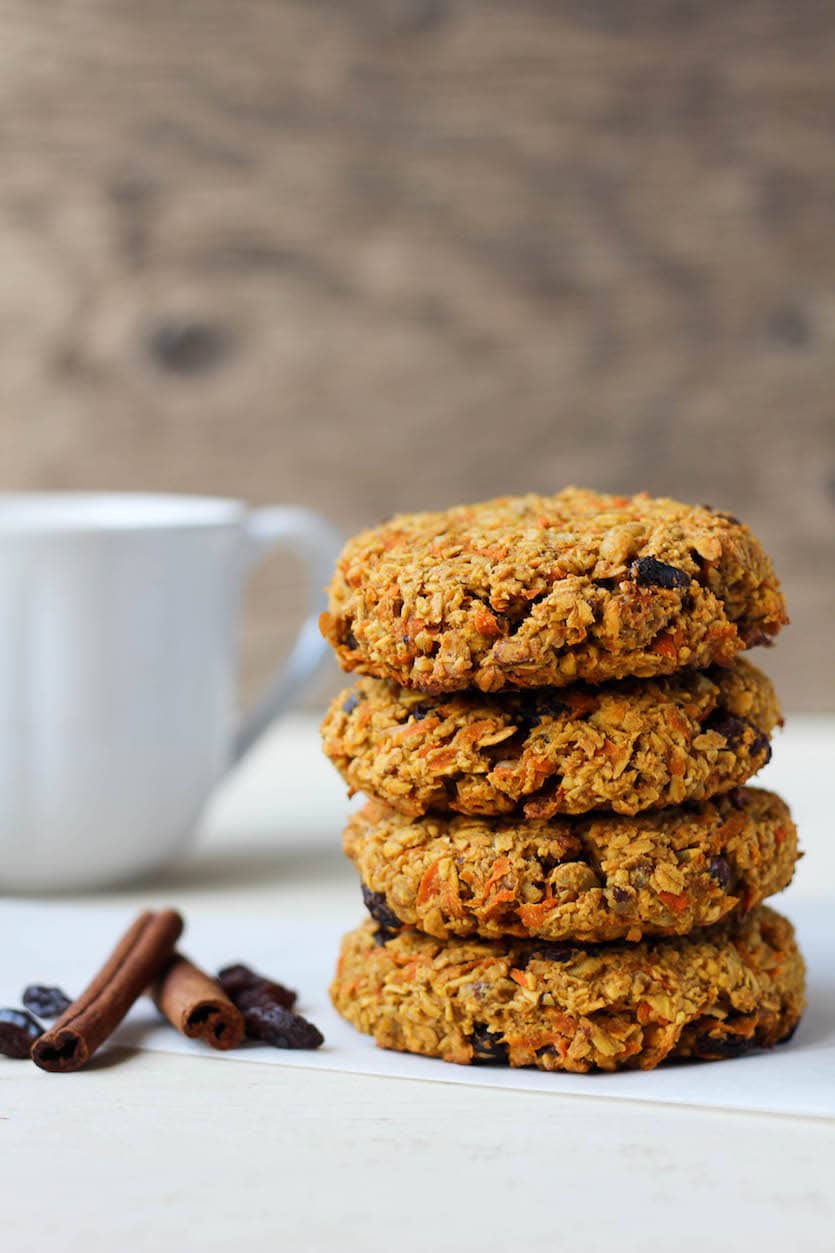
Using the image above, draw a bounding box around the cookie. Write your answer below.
[320,489,786,693]
[346,787,797,943]
[330,905,804,1072]
[323,658,779,819]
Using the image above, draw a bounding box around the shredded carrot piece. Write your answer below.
[518,898,559,927]
[658,890,688,914]
[416,859,442,905]
[481,857,511,899]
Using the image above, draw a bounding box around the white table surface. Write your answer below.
[2,715,834,1253]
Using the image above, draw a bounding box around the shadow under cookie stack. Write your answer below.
[321,489,805,1072]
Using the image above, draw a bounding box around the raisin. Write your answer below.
[522,941,575,966]
[702,505,741,525]
[535,694,571,721]
[514,692,570,733]
[708,856,732,889]
[218,965,322,1050]
[631,556,690,590]
[693,1031,756,1059]
[750,730,772,763]
[612,886,631,903]
[470,1023,508,1065]
[341,692,361,715]
[345,630,359,650]
[22,985,72,1019]
[361,884,404,932]
[0,1008,43,1058]
[706,716,771,761]
[410,702,435,721]
[217,963,297,1011]
[705,714,749,744]
[238,1002,324,1050]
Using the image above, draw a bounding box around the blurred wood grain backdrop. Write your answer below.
[1,0,833,708]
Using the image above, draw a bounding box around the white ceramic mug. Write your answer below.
[0,492,342,892]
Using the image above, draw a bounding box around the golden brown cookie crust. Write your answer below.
[321,489,787,693]
[323,659,780,819]
[330,906,804,1072]
[346,788,798,943]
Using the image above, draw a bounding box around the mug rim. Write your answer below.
[0,491,247,535]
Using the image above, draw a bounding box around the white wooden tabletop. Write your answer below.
[3,716,834,1253]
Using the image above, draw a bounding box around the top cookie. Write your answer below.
[321,489,786,693]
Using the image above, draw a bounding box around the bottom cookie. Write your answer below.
[330,906,804,1072]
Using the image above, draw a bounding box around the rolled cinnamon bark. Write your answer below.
[152,953,245,1050]
[31,909,183,1073]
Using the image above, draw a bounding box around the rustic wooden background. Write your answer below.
[1,1,832,709]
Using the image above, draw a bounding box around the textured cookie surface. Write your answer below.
[323,659,779,819]
[347,788,797,943]
[321,489,786,692]
[331,906,804,1072]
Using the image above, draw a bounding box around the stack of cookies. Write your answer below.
[321,489,805,1072]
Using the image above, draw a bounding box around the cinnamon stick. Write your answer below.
[31,909,183,1073]
[152,953,245,1051]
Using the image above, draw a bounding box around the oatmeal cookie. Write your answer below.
[330,905,804,1072]
[322,658,779,819]
[346,788,797,943]
[321,489,786,692]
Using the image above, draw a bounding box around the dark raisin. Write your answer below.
[535,694,571,721]
[239,1002,324,1050]
[470,1023,508,1065]
[0,1008,43,1058]
[345,630,359,650]
[218,965,322,1049]
[529,941,575,964]
[631,556,690,590]
[701,505,741,525]
[217,963,297,1011]
[341,692,361,715]
[612,886,630,903]
[410,701,435,721]
[750,729,772,763]
[372,927,391,947]
[361,884,404,932]
[693,1031,756,1059]
[591,576,618,590]
[708,856,732,889]
[515,692,570,733]
[22,985,72,1019]
[705,714,749,744]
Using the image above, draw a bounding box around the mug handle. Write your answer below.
[231,506,343,764]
